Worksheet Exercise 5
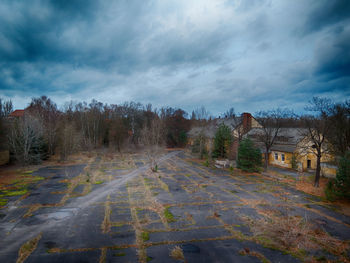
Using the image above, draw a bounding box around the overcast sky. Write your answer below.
[0,0,349,116]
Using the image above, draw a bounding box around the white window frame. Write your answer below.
[281,153,285,162]
[274,152,278,160]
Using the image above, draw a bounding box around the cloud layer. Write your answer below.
[0,0,349,115]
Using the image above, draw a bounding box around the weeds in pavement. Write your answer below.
[248,215,349,260]
[170,246,185,261]
[16,233,42,263]
[164,206,176,223]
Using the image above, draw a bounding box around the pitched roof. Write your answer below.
[188,117,242,139]
[9,109,25,117]
[246,127,308,153]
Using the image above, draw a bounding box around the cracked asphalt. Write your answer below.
[0,151,349,263]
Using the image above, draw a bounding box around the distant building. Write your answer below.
[246,127,337,177]
[187,112,261,159]
[8,109,25,118]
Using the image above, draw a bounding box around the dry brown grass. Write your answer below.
[16,233,42,263]
[99,248,107,263]
[239,248,270,263]
[169,245,185,261]
[295,176,329,198]
[248,215,349,260]
[101,195,111,234]
[334,200,350,217]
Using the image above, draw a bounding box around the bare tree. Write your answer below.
[255,109,292,171]
[224,107,235,118]
[299,97,333,187]
[193,106,210,120]
[0,98,13,150]
[58,122,81,161]
[141,116,165,172]
[28,96,59,156]
[109,116,128,152]
[8,114,44,165]
[191,107,211,159]
[0,98,13,117]
[327,100,350,156]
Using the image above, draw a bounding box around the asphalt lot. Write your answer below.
[0,151,349,263]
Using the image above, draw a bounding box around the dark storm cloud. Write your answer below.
[304,0,350,33]
[0,0,98,62]
[0,0,349,114]
[313,28,350,81]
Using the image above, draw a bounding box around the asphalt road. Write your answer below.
[0,151,349,263]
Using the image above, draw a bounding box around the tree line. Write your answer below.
[0,96,190,164]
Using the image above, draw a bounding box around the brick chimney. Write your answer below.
[242,112,252,134]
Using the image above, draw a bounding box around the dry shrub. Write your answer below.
[170,246,185,261]
[249,215,348,258]
[239,248,270,263]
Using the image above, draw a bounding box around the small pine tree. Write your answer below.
[212,124,233,158]
[237,138,262,172]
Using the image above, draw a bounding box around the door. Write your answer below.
[307,159,311,169]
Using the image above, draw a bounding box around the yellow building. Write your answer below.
[247,128,337,177]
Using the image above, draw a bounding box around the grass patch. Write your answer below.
[31,176,44,181]
[0,198,8,206]
[113,223,125,227]
[164,206,176,223]
[185,174,192,177]
[4,189,28,196]
[141,231,150,242]
[144,178,152,186]
[93,180,104,185]
[114,252,126,257]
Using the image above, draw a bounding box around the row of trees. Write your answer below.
[0,96,191,165]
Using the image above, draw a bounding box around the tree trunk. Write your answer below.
[264,150,269,171]
[314,153,321,187]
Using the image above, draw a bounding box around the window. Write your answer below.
[274,153,278,160]
[281,154,285,162]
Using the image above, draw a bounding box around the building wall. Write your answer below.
[299,153,316,171]
[269,151,293,168]
[251,118,262,128]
